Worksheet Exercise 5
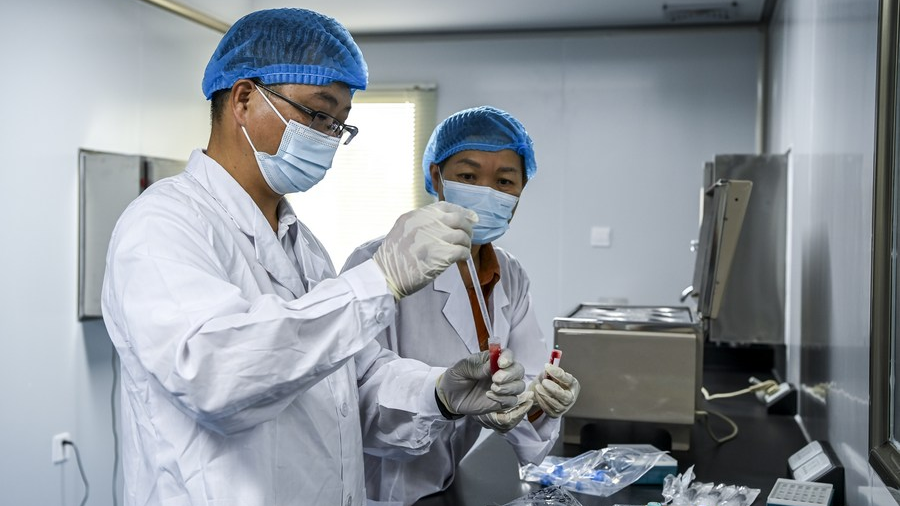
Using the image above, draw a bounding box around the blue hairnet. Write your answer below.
[202,8,368,99]
[422,106,536,196]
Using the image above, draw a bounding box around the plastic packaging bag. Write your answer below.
[518,446,666,497]
[661,466,760,506]
[500,485,584,505]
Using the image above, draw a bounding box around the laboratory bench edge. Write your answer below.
[414,343,808,506]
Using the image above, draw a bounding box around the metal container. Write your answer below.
[554,304,702,450]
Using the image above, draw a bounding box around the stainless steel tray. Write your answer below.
[554,303,698,332]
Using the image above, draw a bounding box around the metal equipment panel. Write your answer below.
[705,154,787,343]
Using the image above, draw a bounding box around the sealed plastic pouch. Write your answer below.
[519,446,666,497]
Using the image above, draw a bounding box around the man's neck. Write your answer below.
[207,134,281,232]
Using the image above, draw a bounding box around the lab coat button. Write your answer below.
[340,402,349,417]
[375,311,385,324]
[346,495,352,506]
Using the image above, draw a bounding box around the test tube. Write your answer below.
[464,255,500,373]
[546,347,563,386]
[550,347,562,366]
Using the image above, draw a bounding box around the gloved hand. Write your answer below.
[474,391,534,433]
[374,202,476,299]
[529,363,581,418]
[436,349,526,416]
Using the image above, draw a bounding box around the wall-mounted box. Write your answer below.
[78,150,184,320]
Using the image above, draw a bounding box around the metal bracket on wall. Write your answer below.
[139,0,230,34]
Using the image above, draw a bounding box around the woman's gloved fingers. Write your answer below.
[540,378,575,404]
[544,363,576,387]
[534,382,568,416]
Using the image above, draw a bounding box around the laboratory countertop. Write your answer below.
[414,366,807,506]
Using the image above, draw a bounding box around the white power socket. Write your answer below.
[52,432,71,464]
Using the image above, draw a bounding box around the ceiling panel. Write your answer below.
[170,0,768,35]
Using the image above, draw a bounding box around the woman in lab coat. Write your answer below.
[343,106,581,506]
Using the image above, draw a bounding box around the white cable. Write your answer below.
[701,379,778,401]
[696,409,739,444]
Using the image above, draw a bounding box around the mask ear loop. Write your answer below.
[241,126,260,153]
[241,83,290,154]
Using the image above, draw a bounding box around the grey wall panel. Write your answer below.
[766,1,882,504]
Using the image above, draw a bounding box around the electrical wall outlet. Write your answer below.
[764,382,794,404]
[590,226,612,247]
[765,382,798,415]
[52,432,71,464]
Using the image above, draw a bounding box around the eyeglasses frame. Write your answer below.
[253,80,359,145]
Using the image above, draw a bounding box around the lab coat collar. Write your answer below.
[285,204,336,292]
[185,149,307,298]
[433,261,511,353]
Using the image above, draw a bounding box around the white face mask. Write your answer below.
[440,176,519,244]
[241,84,341,194]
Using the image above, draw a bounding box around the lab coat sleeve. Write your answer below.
[345,239,453,457]
[102,195,395,436]
[496,248,561,464]
[355,339,452,458]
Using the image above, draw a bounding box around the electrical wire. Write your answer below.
[700,379,778,401]
[63,440,90,506]
[695,409,739,444]
[111,347,121,506]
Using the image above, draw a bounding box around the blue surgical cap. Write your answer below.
[422,106,536,196]
[202,8,368,99]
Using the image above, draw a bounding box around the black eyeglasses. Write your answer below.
[255,82,359,145]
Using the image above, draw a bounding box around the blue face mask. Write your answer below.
[241,85,341,194]
[441,178,519,244]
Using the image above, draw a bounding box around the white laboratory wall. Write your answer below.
[0,0,230,504]
[766,1,884,505]
[358,28,761,340]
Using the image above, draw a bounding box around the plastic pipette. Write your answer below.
[464,255,501,374]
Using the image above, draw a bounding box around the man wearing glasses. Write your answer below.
[101,8,528,506]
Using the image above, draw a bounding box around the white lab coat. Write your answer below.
[102,149,451,506]
[343,239,559,506]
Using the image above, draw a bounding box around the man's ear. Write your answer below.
[430,163,443,199]
[230,79,256,127]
